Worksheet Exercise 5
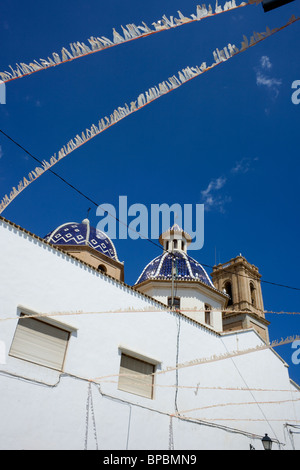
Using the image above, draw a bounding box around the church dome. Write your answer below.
[44,219,119,261]
[135,224,214,287]
[135,250,214,287]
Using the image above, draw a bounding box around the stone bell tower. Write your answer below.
[211,255,270,342]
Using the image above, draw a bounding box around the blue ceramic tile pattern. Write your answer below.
[136,251,213,286]
[44,222,117,260]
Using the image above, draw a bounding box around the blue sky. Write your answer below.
[0,0,299,384]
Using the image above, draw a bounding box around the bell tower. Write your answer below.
[211,255,270,342]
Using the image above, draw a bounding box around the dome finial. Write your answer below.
[82,208,92,237]
[159,224,192,253]
[82,207,91,225]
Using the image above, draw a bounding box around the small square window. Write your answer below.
[168,296,180,309]
[118,354,155,399]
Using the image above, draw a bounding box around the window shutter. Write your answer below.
[118,354,154,399]
[10,317,69,371]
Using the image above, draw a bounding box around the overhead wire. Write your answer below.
[0,15,299,292]
[0,5,299,449]
[0,125,300,292]
[0,128,162,253]
[1,305,299,391]
[0,16,299,222]
[0,366,292,445]
[220,336,280,443]
[0,14,299,430]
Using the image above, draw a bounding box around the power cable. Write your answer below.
[220,337,280,444]
[0,128,161,252]
[1,128,300,292]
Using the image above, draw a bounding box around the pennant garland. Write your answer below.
[0,0,256,84]
[92,333,300,382]
[159,334,300,375]
[0,15,298,215]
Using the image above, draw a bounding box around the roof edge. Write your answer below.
[0,215,221,336]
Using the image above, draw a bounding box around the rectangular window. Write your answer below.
[118,354,155,399]
[9,316,70,371]
[205,304,211,325]
[205,311,211,325]
[168,296,180,309]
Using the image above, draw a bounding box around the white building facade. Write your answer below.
[0,216,299,450]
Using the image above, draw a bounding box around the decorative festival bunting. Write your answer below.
[0,0,257,84]
[0,15,298,215]
[92,333,300,382]
[159,334,300,375]
[0,307,299,322]
[176,397,300,416]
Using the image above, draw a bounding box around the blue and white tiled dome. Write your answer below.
[44,219,119,261]
[135,223,214,287]
[135,251,214,287]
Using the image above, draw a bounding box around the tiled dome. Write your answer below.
[44,219,119,260]
[135,224,214,287]
[135,250,214,287]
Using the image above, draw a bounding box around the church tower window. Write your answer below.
[98,264,107,274]
[224,281,233,306]
[168,297,181,309]
[205,304,212,325]
[211,255,268,341]
[250,282,256,307]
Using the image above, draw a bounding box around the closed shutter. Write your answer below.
[118,354,154,399]
[10,317,69,371]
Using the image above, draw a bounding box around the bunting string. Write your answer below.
[0,0,255,84]
[96,375,300,394]
[175,415,300,424]
[92,334,300,382]
[1,307,299,322]
[0,307,165,322]
[0,15,298,215]
[175,398,300,415]
[157,334,300,376]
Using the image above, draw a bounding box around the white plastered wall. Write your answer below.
[0,218,299,450]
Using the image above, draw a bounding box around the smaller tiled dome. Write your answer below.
[44,219,119,261]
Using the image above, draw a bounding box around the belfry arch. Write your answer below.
[211,255,269,342]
